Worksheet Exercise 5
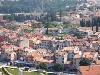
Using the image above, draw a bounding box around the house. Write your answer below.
[78,28,93,38]
[33,53,54,68]
[62,46,80,61]
[77,65,100,75]
[90,41,99,49]
[90,32,100,40]
[19,38,29,47]
[21,22,32,29]
[29,37,41,49]
[58,28,77,34]
[36,48,50,55]
[83,52,98,61]
[40,36,53,50]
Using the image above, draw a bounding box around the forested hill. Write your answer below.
[0,0,86,13]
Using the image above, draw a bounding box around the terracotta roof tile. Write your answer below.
[79,65,100,75]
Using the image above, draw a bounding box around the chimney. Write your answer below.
[87,65,91,71]
[89,65,90,71]
[85,55,86,58]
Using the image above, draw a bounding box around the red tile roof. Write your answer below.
[79,65,100,75]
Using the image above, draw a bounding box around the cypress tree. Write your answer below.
[92,18,94,31]
[46,13,49,35]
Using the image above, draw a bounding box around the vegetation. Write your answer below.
[3,15,14,22]
[0,68,54,75]
[80,17,100,32]
[3,14,35,22]
[39,63,48,70]
[23,29,33,33]
[0,68,6,75]
[32,24,42,29]
[79,58,91,66]
[47,30,58,36]
[53,63,63,72]
[0,0,87,14]
[6,68,19,75]
[74,32,83,39]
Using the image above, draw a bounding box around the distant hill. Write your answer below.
[0,0,85,14]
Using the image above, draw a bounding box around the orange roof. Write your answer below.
[74,54,80,59]
[78,29,91,33]
[1,44,10,49]
[79,65,100,75]
[32,52,39,59]
[64,61,71,64]
[19,46,25,49]
[83,52,94,59]
[35,58,54,63]
[96,60,100,65]
[92,41,99,44]
[13,47,19,51]
[56,50,66,56]
[95,32,100,35]
[42,36,53,40]
[62,46,78,52]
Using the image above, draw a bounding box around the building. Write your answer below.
[78,28,93,38]
[73,54,82,69]
[62,46,80,61]
[55,50,68,67]
[78,65,100,75]
[83,52,98,61]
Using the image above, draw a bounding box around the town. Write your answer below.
[0,0,100,75]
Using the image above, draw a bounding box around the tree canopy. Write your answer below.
[79,58,91,66]
[39,63,47,70]
[74,32,83,39]
[0,0,86,14]
[53,63,63,72]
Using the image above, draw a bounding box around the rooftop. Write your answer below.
[78,65,100,75]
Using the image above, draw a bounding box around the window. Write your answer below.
[74,66,76,68]
[62,61,64,63]
[62,58,64,60]
[74,62,76,64]
[56,58,58,59]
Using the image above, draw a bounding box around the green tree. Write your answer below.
[74,32,83,39]
[3,15,14,22]
[23,29,32,33]
[53,63,63,72]
[79,58,91,66]
[39,63,47,70]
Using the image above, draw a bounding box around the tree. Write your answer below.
[3,15,14,22]
[53,63,63,72]
[39,63,47,70]
[74,32,83,39]
[79,58,91,66]
[80,19,85,27]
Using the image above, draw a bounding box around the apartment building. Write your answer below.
[40,36,53,50]
[55,50,68,67]
[73,54,82,69]
[62,46,80,61]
